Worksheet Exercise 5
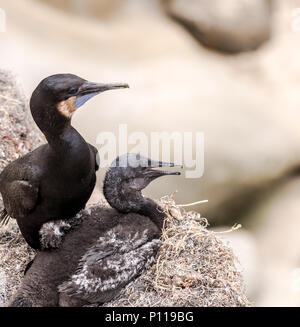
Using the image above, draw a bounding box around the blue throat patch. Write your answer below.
[75,92,100,108]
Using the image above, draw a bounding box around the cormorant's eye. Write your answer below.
[70,88,78,95]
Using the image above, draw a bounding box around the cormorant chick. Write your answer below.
[9,154,181,307]
[0,74,128,249]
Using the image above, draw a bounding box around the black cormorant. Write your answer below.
[0,74,128,249]
[9,153,181,307]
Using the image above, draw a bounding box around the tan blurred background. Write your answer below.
[1,0,300,306]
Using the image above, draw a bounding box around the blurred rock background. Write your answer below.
[0,0,300,306]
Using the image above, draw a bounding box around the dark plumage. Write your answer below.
[9,154,181,307]
[0,74,128,249]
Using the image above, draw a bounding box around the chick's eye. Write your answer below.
[70,88,78,95]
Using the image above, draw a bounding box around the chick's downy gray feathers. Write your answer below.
[58,223,161,304]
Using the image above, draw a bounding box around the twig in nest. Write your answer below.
[178,200,208,207]
[0,94,22,105]
[168,190,178,198]
[213,223,242,234]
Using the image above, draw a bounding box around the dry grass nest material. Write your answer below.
[0,224,35,306]
[0,69,43,170]
[105,194,249,307]
[0,69,42,306]
[0,195,249,307]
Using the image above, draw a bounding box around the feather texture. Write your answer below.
[58,225,161,303]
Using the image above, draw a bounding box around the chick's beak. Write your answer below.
[144,160,182,178]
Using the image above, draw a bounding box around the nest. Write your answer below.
[0,69,42,306]
[104,195,249,307]
[0,223,35,306]
[0,69,43,173]
[0,196,249,307]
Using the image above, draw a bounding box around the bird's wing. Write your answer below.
[1,180,39,220]
[88,144,99,172]
[0,150,42,224]
[58,224,161,303]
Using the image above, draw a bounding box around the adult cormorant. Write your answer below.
[0,74,128,249]
[9,153,181,307]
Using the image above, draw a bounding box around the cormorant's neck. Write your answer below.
[31,101,73,147]
[35,111,88,159]
[104,182,167,230]
[44,123,74,148]
[137,197,167,230]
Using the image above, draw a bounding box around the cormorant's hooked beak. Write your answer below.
[144,160,182,178]
[80,82,129,95]
[75,81,129,108]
